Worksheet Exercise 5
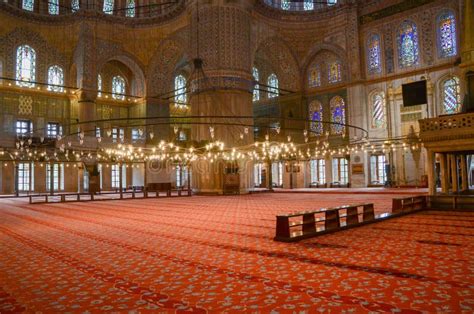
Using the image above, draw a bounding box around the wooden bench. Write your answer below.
[429,195,474,210]
[329,182,350,188]
[274,203,374,242]
[147,182,172,197]
[309,182,327,188]
[392,196,427,213]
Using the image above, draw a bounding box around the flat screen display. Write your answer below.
[402,80,427,107]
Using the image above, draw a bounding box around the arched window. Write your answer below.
[71,0,79,12]
[328,0,337,5]
[16,45,36,87]
[126,0,135,17]
[437,11,457,58]
[267,73,279,98]
[330,96,345,134]
[304,0,313,10]
[112,76,125,100]
[308,66,321,87]
[97,74,102,97]
[174,74,187,107]
[328,61,342,83]
[398,21,419,68]
[309,101,323,135]
[48,0,59,14]
[47,65,64,93]
[442,77,461,114]
[103,0,114,14]
[252,67,260,102]
[367,34,382,74]
[22,0,34,11]
[371,91,386,128]
[281,0,290,10]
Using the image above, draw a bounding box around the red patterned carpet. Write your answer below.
[0,194,473,313]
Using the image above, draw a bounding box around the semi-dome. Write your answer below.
[0,0,185,22]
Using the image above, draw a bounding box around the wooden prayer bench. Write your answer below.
[274,203,374,242]
[329,182,350,188]
[147,182,172,197]
[428,195,474,210]
[392,196,427,214]
[309,182,327,188]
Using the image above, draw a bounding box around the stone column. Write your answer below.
[426,151,436,195]
[460,154,469,191]
[439,153,449,193]
[450,154,458,194]
[188,1,253,194]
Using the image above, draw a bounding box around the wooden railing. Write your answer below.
[274,203,374,242]
[419,112,474,142]
[29,188,192,204]
[392,196,427,214]
[429,195,474,210]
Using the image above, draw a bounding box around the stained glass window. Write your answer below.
[174,74,187,107]
[308,66,321,88]
[371,92,386,128]
[309,101,323,135]
[328,61,342,83]
[16,45,36,88]
[47,65,64,93]
[48,0,59,14]
[253,67,260,102]
[437,11,457,58]
[367,34,382,74]
[71,0,79,12]
[304,0,313,10]
[442,77,461,114]
[112,76,126,100]
[126,0,135,17]
[330,96,345,134]
[103,0,114,14]
[267,73,279,98]
[281,0,290,10]
[22,0,34,11]
[97,74,102,97]
[398,21,419,68]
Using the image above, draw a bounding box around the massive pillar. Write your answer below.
[187,1,254,194]
[71,21,100,143]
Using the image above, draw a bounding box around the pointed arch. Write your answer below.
[440,76,461,114]
[330,96,345,135]
[308,100,323,135]
[16,44,36,87]
[47,65,64,92]
[436,10,457,58]
[397,20,419,68]
[369,90,386,129]
[367,33,382,74]
[253,36,301,91]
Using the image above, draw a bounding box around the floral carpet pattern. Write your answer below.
[0,193,472,313]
